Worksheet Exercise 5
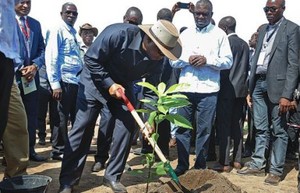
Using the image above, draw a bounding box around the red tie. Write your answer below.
[20,16,29,39]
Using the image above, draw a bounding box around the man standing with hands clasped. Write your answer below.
[15,0,46,162]
[58,20,182,193]
[238,0,300,186]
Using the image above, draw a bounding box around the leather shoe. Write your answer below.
[91,162,105,172]
[264,173,281,186]
[103,178,127,192]
[237,166,265,176]
[30,153,47,162]
[51,154,63,161]
[211,163,232,173]
[174,168,186,176]
[58,185,73,193]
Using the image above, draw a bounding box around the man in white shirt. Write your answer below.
[170,0,232,176]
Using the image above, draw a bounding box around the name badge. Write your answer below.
[257,50,266,66]
[21,77,37,95]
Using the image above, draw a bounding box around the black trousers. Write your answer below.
[94,103,114,164]
[59,87,136,186]
[0,52,15,140]
[37,85,59,141]
[51,82,78,156]
[216,97,245,165]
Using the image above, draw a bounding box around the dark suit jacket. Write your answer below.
[16,16,45,89]
[248,18,300,103]
[219,34,249,99]
[80,23,163,104]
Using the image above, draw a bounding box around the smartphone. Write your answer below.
[177,2,190,9]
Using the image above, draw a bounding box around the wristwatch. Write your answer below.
[33,63,39,71]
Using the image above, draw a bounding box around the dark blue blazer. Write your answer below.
[80,23,163,104]
[16,16,45,89]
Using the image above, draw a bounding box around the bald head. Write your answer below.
[157,8,173,22]
[123,6,143,25]
[218,16,236,34]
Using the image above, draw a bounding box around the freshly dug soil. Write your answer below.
[150,169,242,193]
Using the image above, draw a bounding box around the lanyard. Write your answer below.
[266,25,278,43]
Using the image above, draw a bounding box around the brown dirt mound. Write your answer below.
[151,169,242,193]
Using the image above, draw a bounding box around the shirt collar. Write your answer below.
[195,23,213,33]
[268,17,284,30]
[227,33,237,38]
[62,21,77,35]
[16,15,27,21]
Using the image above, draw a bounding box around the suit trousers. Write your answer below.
[3,80,29,178]
[0,52,15,140]
[37,85,59,141]
[51,82,78,156]
[216,97,245,165]
[250,78,288,176]
[59,90,136,186]
[19,81,39,155]
[94,103,114,164]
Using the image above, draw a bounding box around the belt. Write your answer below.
[255,73,266,80]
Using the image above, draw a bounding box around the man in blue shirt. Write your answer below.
[45,2,83,161]
[58,20,182,193]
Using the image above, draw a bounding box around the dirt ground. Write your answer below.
[0,133,299,193]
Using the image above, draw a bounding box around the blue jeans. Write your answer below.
[169,107,178,138]
[250,78,288,176]
[175,92,217,171]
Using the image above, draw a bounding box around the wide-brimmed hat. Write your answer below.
[79,23,98,37]
[138,20,182,60]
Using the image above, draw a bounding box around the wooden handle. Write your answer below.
[117,88,167,163]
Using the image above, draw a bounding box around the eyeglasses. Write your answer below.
[193,11,210,17]
[64,10,78,16]
[263,6,279,13]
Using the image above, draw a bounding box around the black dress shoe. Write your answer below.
[91,162,105,172]
[51,154,64,161]
[174,168,186,176]
[30,153,47,162]
[103,178,127,193]
[58,185,73,193]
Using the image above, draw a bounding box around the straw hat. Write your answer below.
[79,23,98,37]
[138,20,182,60]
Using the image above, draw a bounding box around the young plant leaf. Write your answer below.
[165,114,193,129]
[137,82,159,95]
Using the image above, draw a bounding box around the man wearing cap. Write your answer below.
[78,23,98,55]
[58,20,181,193]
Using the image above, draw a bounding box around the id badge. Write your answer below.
[21,77,37,95]
[257,51,266,66]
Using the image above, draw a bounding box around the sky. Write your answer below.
[29,0,300,43]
